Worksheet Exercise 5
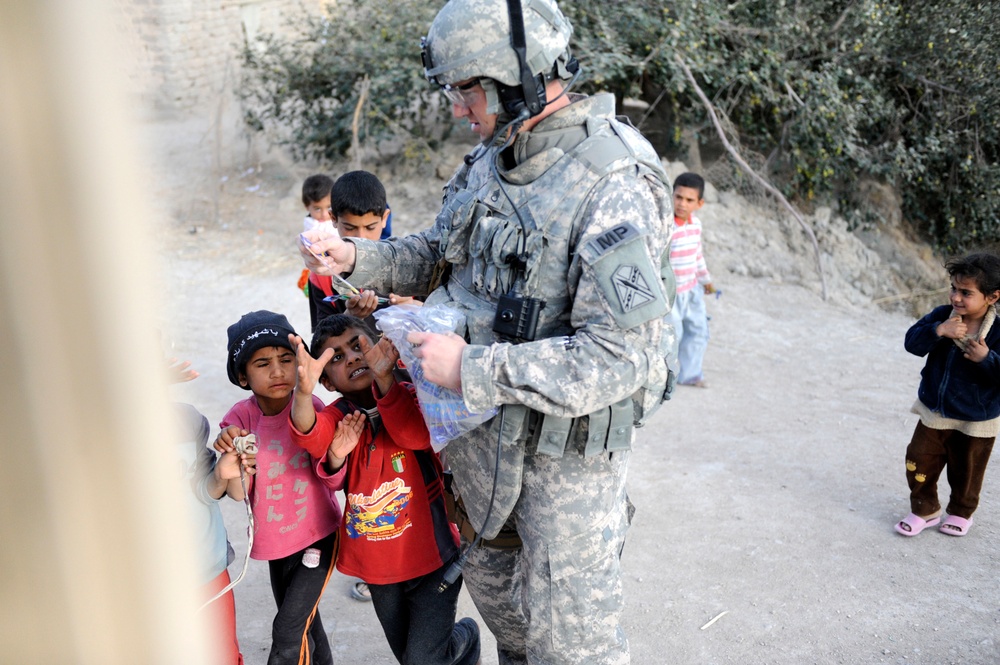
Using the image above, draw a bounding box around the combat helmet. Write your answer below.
[421,0,578,118]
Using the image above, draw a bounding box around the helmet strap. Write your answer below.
[504,0,546,119]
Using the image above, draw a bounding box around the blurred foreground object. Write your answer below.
[0,1,210,663]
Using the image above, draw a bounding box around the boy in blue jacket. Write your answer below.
[896,252,1000,537]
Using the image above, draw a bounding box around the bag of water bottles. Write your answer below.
[373,304,497,451]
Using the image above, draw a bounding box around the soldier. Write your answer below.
[299,0,674,662]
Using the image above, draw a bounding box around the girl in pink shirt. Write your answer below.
[215,311,342,665]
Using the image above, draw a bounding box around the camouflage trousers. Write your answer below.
[461,447,632,665]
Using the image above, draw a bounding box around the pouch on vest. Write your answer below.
[607,398,634,450]
[535,414,573,457]
[438,189,476,264]
[448,404,531,540]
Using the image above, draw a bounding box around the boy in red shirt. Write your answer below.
[288,314,480,665]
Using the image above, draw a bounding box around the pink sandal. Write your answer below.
[894,512,941,536]
[939,514,973,537]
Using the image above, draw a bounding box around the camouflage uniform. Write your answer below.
[347,90,673,664]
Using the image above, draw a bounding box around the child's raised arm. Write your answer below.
[345,290,381,319]
[165,357,200,383]
[290,333,333,434]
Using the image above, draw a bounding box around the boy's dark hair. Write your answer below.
[945,252,1000,296]
[673,172,706,199]
[310,313,379,358]
[330,170,387,218]
[302,174,335,207]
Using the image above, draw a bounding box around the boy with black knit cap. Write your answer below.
[213,310,343,665]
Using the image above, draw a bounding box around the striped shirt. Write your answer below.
[670,214,711,294]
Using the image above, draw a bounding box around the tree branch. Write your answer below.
[828,0,856,35]
[676,55,829,300]
[912,73,959,94]
[350,75,370,171]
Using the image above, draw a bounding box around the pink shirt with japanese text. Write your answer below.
[221,395,342,560]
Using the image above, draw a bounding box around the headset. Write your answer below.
[498,0,581,122]
[496,0,546,119]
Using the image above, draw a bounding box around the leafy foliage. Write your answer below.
[563,0,999,251]
[882,3,1000,250]
[240,0,449,163]
[239,0,998,250]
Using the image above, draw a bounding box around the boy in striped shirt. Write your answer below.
[668,172,716,388]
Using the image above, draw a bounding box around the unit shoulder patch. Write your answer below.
[580,222,668,328]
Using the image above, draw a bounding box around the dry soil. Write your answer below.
[152,115,1000,665]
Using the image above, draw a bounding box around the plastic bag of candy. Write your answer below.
[373,304,497,451]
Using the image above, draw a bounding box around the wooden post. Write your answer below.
[0,1,210,662]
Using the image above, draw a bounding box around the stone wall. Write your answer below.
[116,0,323,113]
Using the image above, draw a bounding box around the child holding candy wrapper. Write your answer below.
[215,310,343,665]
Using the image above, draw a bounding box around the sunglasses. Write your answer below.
[440,79,482,107]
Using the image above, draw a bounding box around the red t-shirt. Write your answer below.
[291,382,459,584]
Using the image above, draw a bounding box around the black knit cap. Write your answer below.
[226,310,296,388]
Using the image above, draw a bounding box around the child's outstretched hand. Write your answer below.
[963,337,990,363]
[388,294,421,307]
[327,411,367,470]
[346,290,381,319]
[166,357,200,383]
[290,333,333,395]
[937,315,967,339]
[360,335,400,380]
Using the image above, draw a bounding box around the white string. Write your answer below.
[199,435,257,612]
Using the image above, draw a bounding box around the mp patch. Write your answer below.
[585,223,640,256]
[581,222,669,328]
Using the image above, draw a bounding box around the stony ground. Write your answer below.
[152,114,1000,664]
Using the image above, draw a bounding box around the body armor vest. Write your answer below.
[428,105,675,539]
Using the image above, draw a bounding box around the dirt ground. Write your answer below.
[152,114,1000,665]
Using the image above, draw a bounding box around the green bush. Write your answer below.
[240,0,449,163]
[883,3,1000,251]
[563,0,998,251]
[239,0,998,251]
